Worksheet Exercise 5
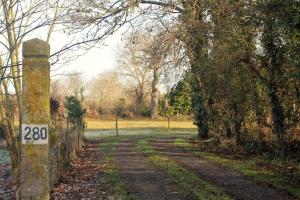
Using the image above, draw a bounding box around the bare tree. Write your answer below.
[0,0,67,180]
[0,0,100,185]
[117,33,152,112]
[86,71,125,116]
[118,26,188,118]
[66,72,86,103]
[145,28,187,119]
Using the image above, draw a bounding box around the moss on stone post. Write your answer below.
[20,38,50,200]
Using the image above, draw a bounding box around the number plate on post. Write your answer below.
[22,124,48,145]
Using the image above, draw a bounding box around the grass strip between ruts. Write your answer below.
[100,137,134,200]
[173,138,300,199]
[135,140,232,200]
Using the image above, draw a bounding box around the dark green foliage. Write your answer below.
[115,98,126,116]
[140,105,151,117]
[166,72,193,116]
[73,0,299,154]
[192,87,209,139]
[50,97,60,116]
[64,96,85,123]
[158,98,173,117]
[165,0,300,147]
[252,0,300,144]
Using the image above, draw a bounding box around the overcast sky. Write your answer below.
[49,29,124,82]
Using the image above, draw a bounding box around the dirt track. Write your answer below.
[1,136,294,200]
[114,139,188,200]
[150,139,296,200]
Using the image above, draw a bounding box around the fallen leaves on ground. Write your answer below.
[51,143,111,200]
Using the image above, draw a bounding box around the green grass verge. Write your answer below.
[135,140,231,200]
[100,137,133,200]
[84,127,196,139]
[174,138,300,199]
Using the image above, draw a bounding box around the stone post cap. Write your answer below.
[23,38,50,58]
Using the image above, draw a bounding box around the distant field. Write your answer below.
[87,119,196,130]
[85,119,197,138]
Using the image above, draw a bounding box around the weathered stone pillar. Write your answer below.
[20,38,50,200]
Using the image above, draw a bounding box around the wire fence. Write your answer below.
[49,122,84,189]
[0,139,14,200]
[0,141,11,165]
[0,120,84,199]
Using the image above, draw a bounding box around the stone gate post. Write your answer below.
[20,38,50,199]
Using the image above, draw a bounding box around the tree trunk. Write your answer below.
[180,0,210,139]
[168,117,170,133]
[1,3,22,193]
[0,79,19,179]
[115,112,119,136]
[234,121,241,145]
[234,120,242,145]
[224,121,232,138]
[193,75,209,139]
[136,82,145,113]
[267,83,285,144]
[2,0,21,109]
[197,126,208,139]
[151,66,159,119]
[231,103,243,145]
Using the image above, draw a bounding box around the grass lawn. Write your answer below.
[87,118,196,130]
[85,118,197,138]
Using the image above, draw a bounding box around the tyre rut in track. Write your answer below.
[150,139,296,200]
[114,139,188,200]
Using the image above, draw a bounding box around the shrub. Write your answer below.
[140,105,151,117]
[64,96,85,123]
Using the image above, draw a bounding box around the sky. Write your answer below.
[50,30,124,82]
